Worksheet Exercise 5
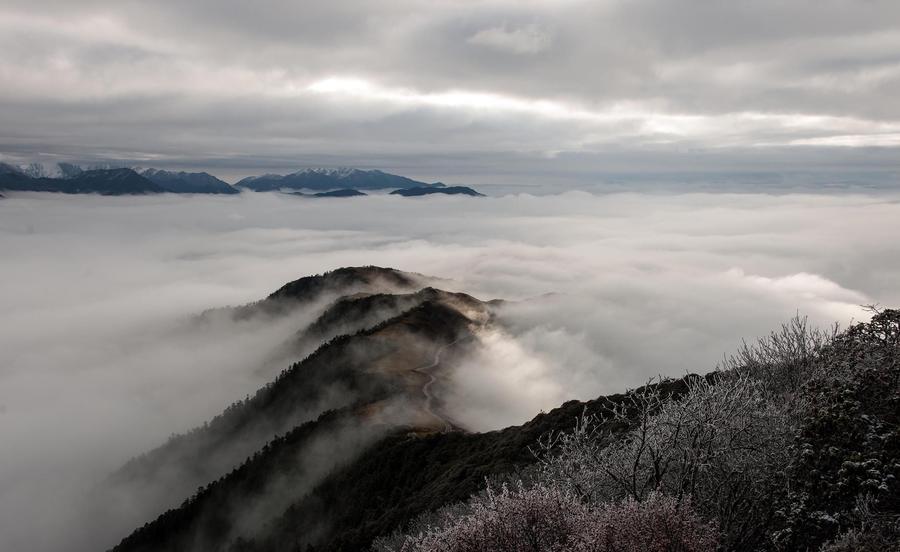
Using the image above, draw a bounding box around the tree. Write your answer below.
[770,309,900,551]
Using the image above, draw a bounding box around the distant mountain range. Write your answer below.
[0,163,484,196]
[0,165,165,195]
[0,163,238,195]
[236,167,442,191]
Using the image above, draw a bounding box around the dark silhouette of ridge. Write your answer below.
[391,185,484,197]
[314,188,367,197]
[237,168,442,192]
[140,168,239,194]
[105,269,493,551]
[0,166,164,195]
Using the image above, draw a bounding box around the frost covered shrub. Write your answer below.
[818,495,900,552]
[536,374,794,550]
[383,484,717,552]
[380,482,587,552]
[580,492,718,552]
[819,519,900,552]
[771,309,900,551]
[721,314,837,396]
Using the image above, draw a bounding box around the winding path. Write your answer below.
[413,334,471,432]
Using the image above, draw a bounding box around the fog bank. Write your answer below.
[1,190,899,550]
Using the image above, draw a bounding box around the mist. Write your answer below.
[2,189,900,551]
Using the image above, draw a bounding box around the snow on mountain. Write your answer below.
[18,163,84,179]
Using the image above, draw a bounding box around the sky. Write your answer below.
[1,1,899,188]
[2,191,900,550]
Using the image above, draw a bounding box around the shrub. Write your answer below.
[818,496,900,552]
[579,492,718,552]
[388,482,589,552]
[721,314,837,396]
[536,374,793,550]
[382,483,717,552]
[771,309,900,551]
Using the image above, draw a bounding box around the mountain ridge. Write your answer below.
[102,268,489,549]
[0,167,166,195]
[139,168,239,194]
[0,164,469,195]
[236,168,441,192]
[390,185,484,197]
[0,165,238,195]
[99,267,899,552]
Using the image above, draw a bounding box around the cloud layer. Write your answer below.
[1,1,899,184]
[2,190,899,549]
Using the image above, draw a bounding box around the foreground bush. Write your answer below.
[384,484,717,552]
[537,374,793,550]
[771,309,900,550]
[819,497,900,552]
[580,493,719,552]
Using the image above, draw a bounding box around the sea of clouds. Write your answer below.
[1,189,899,551]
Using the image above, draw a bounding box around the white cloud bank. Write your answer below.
[1,190,899,550]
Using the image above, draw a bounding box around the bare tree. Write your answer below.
[721,314,837,396]
[536,374,795,550]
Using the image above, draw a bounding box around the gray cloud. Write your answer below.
[467,23,554,54]
[1,1,899,184]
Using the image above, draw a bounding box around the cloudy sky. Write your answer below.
[1,0,899,187]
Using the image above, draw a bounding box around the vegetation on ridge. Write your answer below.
[109,279,899,552]
[378,310,899,552]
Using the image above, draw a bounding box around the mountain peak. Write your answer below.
[290,167,363,178]
[65,168,165,194]
[139,168,238,194]
[236,168,434,192]
[268,266,425,302]
[0,162,25,175]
